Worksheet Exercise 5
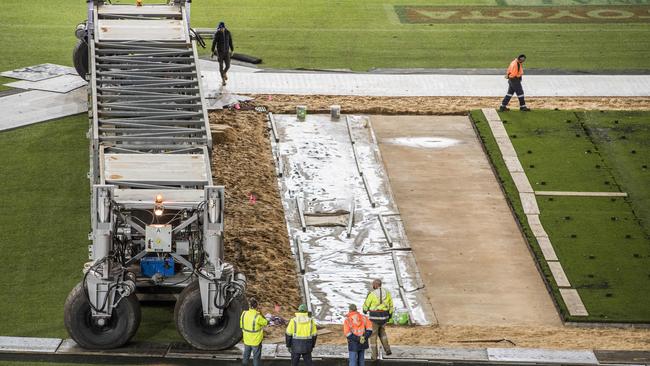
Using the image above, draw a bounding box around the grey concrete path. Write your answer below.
[371,115,561,326]
[204,68,650,97]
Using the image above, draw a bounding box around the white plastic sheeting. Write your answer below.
[270,114,435,325]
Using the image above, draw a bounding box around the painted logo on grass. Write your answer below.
[394,5,650,23]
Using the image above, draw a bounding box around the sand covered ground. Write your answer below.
[209,95,650,349]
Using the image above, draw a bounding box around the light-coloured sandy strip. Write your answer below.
[535,191,628,197]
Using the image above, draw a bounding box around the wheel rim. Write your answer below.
[81,305,122,336]
[192,305,229,335]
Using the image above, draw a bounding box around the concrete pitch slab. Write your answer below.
[548,261,571,288]
[527,215,549,238]
[0,336,61,353]
[536,236,558,261]
[385,346,488,361]
[560,289,589,316]
[372,115,560,326]
[487,347,598,364]
[519,193,540,215]
[57,339,168,357]
[0,88,87,131]
[512,172,534,193]
[503,156,525,173]
[1,63,77,81]
[6,74,87,94]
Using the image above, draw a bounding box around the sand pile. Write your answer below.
[259,95,650,115]
[315,324,650,350]
[209,109,301,318]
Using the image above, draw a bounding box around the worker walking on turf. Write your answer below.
[286,304,318,366]
[344,304,373,366]
[240,298,269,366]
[363,279,393,360]
[500,54,530,112]
[211,21,234,86]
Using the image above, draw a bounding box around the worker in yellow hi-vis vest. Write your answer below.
[362,279,393,360]
[240,298,269,366]
[285,304,318,366]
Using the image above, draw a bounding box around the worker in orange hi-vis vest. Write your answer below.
[500,54,530,112]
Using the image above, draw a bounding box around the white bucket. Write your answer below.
[330,105,341,120]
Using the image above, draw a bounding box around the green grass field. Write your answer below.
[472,110,650,322]
[1,0,650,72]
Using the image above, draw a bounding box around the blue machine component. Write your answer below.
[140,256,175,278]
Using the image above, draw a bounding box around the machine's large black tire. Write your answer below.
[174,281,245,350]
[64,282,141,349]
[72,39,89,80]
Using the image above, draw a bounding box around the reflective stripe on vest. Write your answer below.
[291,318,315,339]
[241,311,262,333]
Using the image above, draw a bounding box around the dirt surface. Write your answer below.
[259,95,650,115]
[314,324,650,350]
[371,115,561,327]
[209,95,650,350]
[209,110,301,318]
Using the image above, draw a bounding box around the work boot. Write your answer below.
[520,107,531,112]
[499,106,510,112]
[222,80,227,86]
[224,74,228,81]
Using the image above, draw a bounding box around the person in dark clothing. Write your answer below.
[211,21,234,86]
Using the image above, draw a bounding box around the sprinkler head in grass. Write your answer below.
[548,197,554,202]
[586,149,592,154]
[564,216,571,220]
[502,120,507,123]
[588,255,595,259]
[527,150,532,154]
[625,234,632,239]
[610,198,617,202]
[621,135,627,140]
[587,274,594,278]
[540,181,546,185]
[571,234,577,238]
[611,216,617,221]
[529,164,535,168]
[633,253,640,258]
[511,134,517,138]
[554,108,559,111]
[604,181,610,185]
[614,120,619,124]
[565,119,571,123]
[600,110,605,113]
[605,293,613,297]
[575,134,581,138]
[631,150,636,154]
[643,165,647,169]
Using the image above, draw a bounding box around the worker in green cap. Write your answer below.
[285,304,318,366]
